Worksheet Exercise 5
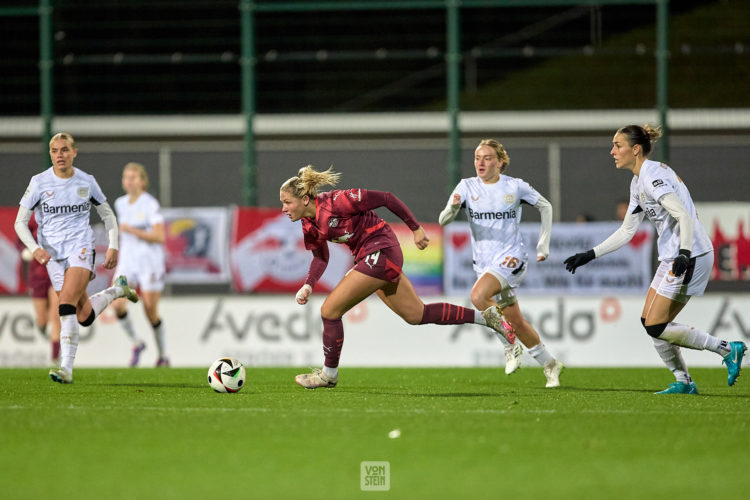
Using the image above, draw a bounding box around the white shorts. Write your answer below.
[115,268,165,292]
[475,254,528,309]
[46,247,96,292]
[650,251,713,303]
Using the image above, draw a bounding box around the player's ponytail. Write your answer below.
[617,124,662,156]
[281,165,341,200]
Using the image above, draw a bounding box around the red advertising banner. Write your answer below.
[0,207,25,294]
[696,203,750,282]
[230,207,352,293]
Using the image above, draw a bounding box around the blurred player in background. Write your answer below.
[282,165,517,389]
[439,139,563,387]
[15,132,139,384]
[564,124,746,394]
[19,214,61,366]
[112,162,169,367]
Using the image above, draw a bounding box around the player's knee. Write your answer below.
[469,289,485,310]
[59,303,76,317]
[78,310,95,327]
[319,304,342,321]
[404,309,423,326]
[643,320,668,338]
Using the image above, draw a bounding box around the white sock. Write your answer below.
[659,322,731,357]
[474,311,487,326]
[323,365,338,379]
[152,320,166,358]
[652,337,692,384]
[60,314,79,374]
[89,285,124,318]
[528,343,555,367]
[118,312,141,345]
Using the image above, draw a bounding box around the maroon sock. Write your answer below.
[419,303,476,325]
[51,340,60,360]
[322,317,344,368]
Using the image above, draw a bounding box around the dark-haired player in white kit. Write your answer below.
[439,139,563,387]
[14,132,139,384]
[565,124,746,394]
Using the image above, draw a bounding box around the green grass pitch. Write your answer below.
[1,367,748,499]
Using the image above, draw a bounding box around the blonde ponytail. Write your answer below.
[280,165,341,199]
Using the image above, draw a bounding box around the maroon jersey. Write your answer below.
[302,189,417,262]
[23,214,51,292]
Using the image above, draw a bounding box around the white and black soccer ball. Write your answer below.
[207,357,246,393]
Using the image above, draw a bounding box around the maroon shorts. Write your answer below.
[352,245,403,283]
[29,262,52,299]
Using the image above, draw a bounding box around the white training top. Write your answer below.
[451,175,544,268]
[19,167,106,260]
[114,192,166,274]
[628,159,713,261]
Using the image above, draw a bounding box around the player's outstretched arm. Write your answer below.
[564,250,595,274]
[535,195,553,261]
[365,190,421,230]
[563,211,645,274]
[438,193,461,226]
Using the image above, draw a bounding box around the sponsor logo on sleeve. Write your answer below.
[652,179,664,188]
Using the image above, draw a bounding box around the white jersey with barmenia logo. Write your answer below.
[453,175,541,269]
[19,167,106,260]
[114,192,166,275]
[628,159,713,261]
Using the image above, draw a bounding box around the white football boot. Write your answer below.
[543,359,564,388]
[295,368,337,389]
[504,343,523,375]
[49,367,73,384]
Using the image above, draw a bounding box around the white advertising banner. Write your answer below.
[444,221,655,296]
[1,294,748,369]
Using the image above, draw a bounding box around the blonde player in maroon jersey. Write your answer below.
[281,165,515,389]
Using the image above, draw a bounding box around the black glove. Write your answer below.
[564,249,595,274]
[671,249,691,277]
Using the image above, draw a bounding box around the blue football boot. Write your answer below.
[722,341,747,386]
[654,382,698,395]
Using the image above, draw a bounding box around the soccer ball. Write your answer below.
[207,357,246,393]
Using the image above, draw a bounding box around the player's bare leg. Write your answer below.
[142,291,169,367]
[502,301,564,387]
[470,273,521,374]
[113,292,146,367]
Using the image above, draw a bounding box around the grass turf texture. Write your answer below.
[1,367,748,499]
